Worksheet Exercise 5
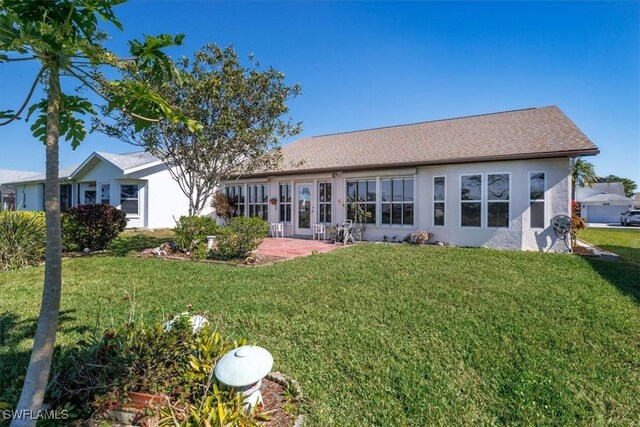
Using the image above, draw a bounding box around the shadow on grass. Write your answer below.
[107,234,171,256]
[591,244,640,265]
[0,309,92,349]
[0,309,93,408]
[585,257,640,305]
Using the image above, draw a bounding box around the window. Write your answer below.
[529,172,545,228]
[461,175,482,227]
[225,185,245,217]
[487,174,510,228]
[82,184,97,205]
[279,183,292,222]
[346,179,376,224]
[381,177,414,226]
[120,184,139,215]
[318,181,332,223]
[100,183,110,205]
[2,190,16,211]
[433,177,445,226]
[247,184,268,220]
[60,184,72,211]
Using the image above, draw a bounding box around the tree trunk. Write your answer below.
[12,64,62,427]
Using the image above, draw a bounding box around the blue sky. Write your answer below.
[1,1,638,183]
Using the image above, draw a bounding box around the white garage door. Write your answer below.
[586,205,625,223]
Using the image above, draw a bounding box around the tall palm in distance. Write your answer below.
[571,158,598,200]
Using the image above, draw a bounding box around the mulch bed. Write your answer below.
[137,242,287,267]
[261,377,298,427]
[573,245,597,257]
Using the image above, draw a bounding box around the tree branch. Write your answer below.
[0,66,46,126]
[2,56,38,62]
[66,66,161,123]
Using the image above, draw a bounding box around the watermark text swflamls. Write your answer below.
[1,409,69,421]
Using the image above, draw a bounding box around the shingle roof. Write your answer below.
[4,165,80,184]
[95,151,159,171]
[0,169,41,185]
[587,182,626,197]
[5,151,161,185]
[256,106,598,176]
[576,182,632,203]
[579,193,631,203]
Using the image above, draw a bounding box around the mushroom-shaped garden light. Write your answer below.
[214,345,273,412]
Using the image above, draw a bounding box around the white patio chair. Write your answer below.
[312,224,326,241]
[270,222,284,238]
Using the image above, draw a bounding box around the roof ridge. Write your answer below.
[311,106,552,139]
[96,150,148,157]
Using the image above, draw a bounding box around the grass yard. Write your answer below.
[1,235,639,425]
[579,227,640,264]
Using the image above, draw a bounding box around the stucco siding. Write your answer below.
[127,164,192,228]
[12,156,194,229]
[15,183,43,211]
[222,157,573,252]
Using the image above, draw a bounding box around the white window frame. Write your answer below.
[528,171,546,229]
[99,182,110,205]
[458,172,511,229]
[119,182,140,217]
[345,178,377,225]
[317,180,333,224]
[459,174,483,228]
[246,183,268,220]
[486,172,511,229]
[380,176,415,227]
[278,182,293,223]
[433,176,446,227]
[224,184,246,218]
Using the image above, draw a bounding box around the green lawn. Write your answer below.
[579,227,640,264]
[1,236,639,425]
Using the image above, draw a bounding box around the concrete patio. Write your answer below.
[255,237,340,259]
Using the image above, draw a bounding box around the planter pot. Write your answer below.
[94,391,165,427]
[125,391,165,409]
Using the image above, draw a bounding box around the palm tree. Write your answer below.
[571,158,597,200]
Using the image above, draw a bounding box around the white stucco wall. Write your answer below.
[14,183,43,211]
[125,164,195,229]
[12,157,195,229]
[222,157,573,252]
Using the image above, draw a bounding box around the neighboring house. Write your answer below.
[221,106,599,252]
[5,151,209,228]
[0,169,40,210]
[634,192,640,210]
[576,182,633,224]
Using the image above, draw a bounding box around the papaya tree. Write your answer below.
[0,1,198,425]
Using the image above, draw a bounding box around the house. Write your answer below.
[220,106,599,252]
[5,151,207,228]
[0,169,40,210]
[576,182,633,224]
[634,192,640,210]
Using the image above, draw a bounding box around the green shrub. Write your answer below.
[48,316,251,424]
[0,211,46,271]
[227,216,270,239]
[174,215,220,253]
[212,217,268,259]
[213,232,245,260]
[60,213,79,252]
[62,204,127,251]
